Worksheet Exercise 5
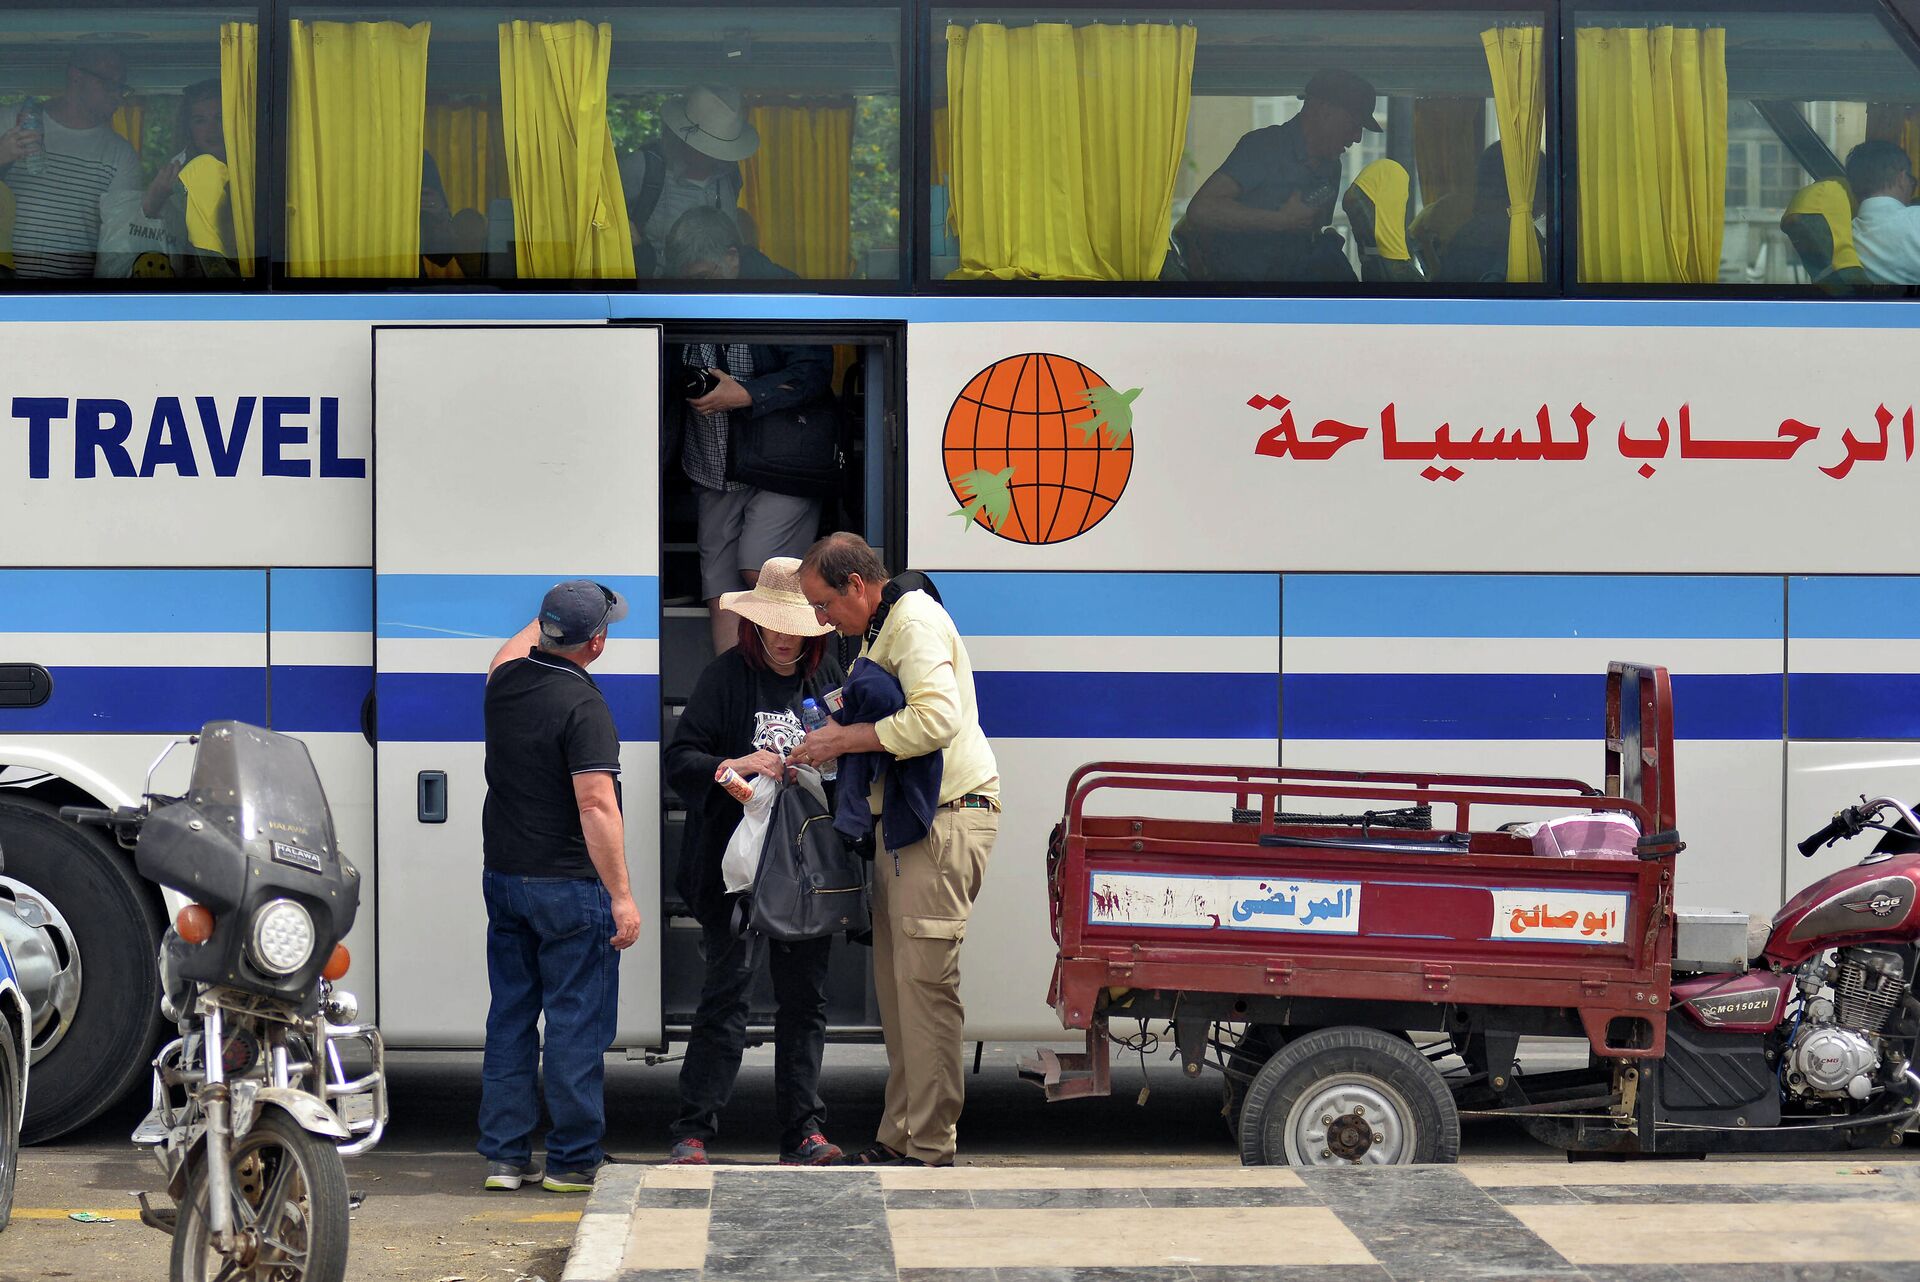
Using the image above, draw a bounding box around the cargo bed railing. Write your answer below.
[1062,762,1656,842]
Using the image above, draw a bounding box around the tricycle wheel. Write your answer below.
[1220,1024,1286,1139]
[1238,1026,1459,1167]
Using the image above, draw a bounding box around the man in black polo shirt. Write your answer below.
[1178,68,1381,282]
[477,579,641,1194]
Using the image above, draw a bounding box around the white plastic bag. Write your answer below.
[720,773,780,893]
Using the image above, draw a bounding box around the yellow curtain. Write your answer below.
[498,20,633,280]
[741,101,854,279]
[286,20,430,277]
[1867,104,1920,184]
[932,104,951,189]
[221,21,258,277]
[947,21,1195,281]
[111,104,143,155]
[1482,27,1546,284]
[426,100,508,214]
[1412,98,1481,208]
[1576,26,1727,284]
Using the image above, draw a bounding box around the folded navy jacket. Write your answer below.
[832,656,944,853]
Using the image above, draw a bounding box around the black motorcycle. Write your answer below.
[64,721,385,1282]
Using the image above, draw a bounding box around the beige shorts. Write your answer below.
[696,484,821,601]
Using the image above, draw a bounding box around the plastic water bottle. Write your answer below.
[15,99,44,177]
[800,698,836,781]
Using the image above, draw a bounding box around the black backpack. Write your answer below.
[746,768,869,942]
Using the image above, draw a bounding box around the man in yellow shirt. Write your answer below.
[793,532,999,1167]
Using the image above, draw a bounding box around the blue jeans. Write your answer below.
[477,871,619,1173]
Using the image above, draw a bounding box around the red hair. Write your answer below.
[736,618,830,678]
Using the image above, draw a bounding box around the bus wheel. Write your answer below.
[1220,1024,1286,1138]
[1237,1026,1459,1167]
[0,796,165,1143]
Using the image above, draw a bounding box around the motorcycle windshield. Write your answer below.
[185,722,340,872]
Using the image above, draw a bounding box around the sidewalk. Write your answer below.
[563,1158,1920,1282]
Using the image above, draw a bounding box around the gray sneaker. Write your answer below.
[483,1160,540,1191]
[542,1164,600,1193]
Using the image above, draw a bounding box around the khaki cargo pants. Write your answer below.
[871,804,997,1165]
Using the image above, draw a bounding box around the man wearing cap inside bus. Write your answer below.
[477,580,641,1195]
[1177,68,1381,283]
[622,85,758,277]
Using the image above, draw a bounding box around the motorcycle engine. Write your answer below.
[1787,1023,1881,1097]
[1785,946,1909,1100]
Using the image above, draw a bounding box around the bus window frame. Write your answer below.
[0,0,272,294]
[913,0,1564,301]
[1559,0,1920,299]
[266,0,912,294]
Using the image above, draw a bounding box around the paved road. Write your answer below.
[4,1043,1910,1282]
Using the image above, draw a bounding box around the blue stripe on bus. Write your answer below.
[1282,575,1782,639]
[377,575,660,641]
[271,569,372,634]
[940,573,1279,637]
[1281,672,1782,740]
[271,665,371,735]
[375,672,661,743]
[1789,673,1920,739]
[976,672,1278,739]
[1789,578,1920,639]
[0,666,266,733]
[0,569,265,634]
[2,293,1917,331]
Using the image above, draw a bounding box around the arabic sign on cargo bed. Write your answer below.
[1488,889,1630,944]
[1087,871,1361,934]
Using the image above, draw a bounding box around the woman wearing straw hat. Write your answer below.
[662,556,847,1165]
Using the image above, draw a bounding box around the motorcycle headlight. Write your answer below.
[248,899,315,976]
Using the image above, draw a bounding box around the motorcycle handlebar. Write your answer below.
[1797,812,1854,857]
[58,805,116,827]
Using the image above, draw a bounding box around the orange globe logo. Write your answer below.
[942,353,1140,545]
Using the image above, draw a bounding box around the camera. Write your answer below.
[676,365,721,401]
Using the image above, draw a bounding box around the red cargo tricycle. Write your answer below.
[1023,663,1920,1164]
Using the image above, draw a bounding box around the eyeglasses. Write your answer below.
[76,66,132,98]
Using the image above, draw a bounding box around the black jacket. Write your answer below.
[664,647,844,926]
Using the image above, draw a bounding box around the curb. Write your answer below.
[558,1164,645,1282]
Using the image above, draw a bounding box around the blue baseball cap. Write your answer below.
[539,580,629,646]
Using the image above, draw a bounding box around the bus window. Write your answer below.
[0,5,263,285]
[279,6,902,284]
[1572,3,1920,290]
[929,6,1550,289]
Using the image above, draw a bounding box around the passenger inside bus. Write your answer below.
[623,86,755,278]
[1434,143,1545,284]
[1178,68,1380,282]
[0,46,143,279]
[155,78,239,278]
[664,206,793,281]
[1845,139,1920,284]
[670,311,835,654]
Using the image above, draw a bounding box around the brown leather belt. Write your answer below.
[946,793,998,810]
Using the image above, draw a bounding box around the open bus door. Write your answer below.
[370,325,662,1048]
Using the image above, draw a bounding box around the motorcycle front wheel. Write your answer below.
[170,1108,350,1282]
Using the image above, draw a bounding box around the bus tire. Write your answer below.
[0,796,165,1143]
[1237,1026,1459,1167]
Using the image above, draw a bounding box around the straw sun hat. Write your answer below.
[720,557,832,637]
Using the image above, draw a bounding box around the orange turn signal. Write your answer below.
[176,904,215,945]
[322,944,351,982]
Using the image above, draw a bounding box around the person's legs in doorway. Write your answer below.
[671,920,757,1160]
[697,484,752,653]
